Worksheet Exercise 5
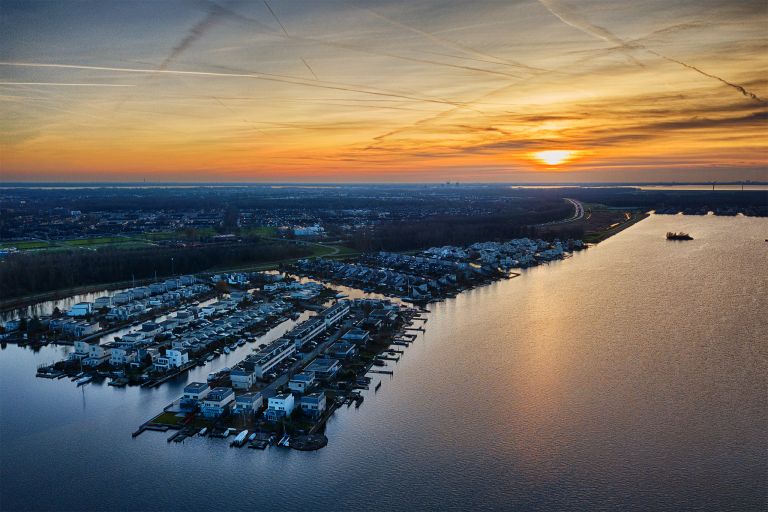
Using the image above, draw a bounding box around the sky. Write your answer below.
[0,0,766,183]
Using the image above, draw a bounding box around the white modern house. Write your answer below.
[265,393,295,422]
[83,344,109,367]
[109,345,137,366]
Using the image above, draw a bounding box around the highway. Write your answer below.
[535,198,584,226]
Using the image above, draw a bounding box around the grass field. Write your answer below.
[0,240,51,250]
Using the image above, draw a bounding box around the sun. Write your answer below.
[533,150,574,166]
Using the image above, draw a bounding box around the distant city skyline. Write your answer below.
[1,0,766,182]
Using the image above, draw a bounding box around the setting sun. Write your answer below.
[533,150,575,166]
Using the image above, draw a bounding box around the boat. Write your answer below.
[206,355,214,362]
[248,432,257,442]
[76,375,92,386]
[237,339,246,346]
[207,372,218,382]
[199,427,208,436]
[223,347,230,354]
[666,231,693,240]
[335,293,348,299]
[231,430,249,447]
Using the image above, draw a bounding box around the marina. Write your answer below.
[0,215,765,510]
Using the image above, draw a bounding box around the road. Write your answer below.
[258,323,345,399]
[535,198,584,226]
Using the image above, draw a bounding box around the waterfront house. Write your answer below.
[149,283,166,295]
[291,317,326,348]
[109,346,137,366]
[159,318,178,332]
[167,349,189,368]
[112,291,133,305]
[341,327,370,345]
[305,358,341,381]
[200,387,235,418]
[288,372,316,393]
[181,382,210,408]
[253,339,296,378]
[71,321,99,338]
[117,332,145,348]
[83,344,109,367]
[233,392,263,415]
[93,296,113,309]
[230,360,257,390]
[67,302,92,317]
[174,310,194,325]
[327,341,357,360]
[140,322,162,338]
[265,393,295,422]
[299,392,326,419]
[68,340,91,361]
[321,301,351,327]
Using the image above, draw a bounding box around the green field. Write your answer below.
[62,237,132,246]
[0,240,51,250]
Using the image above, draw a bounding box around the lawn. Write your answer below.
[151,411,186,426]
[0,240,50,250]
[62,237,130,246]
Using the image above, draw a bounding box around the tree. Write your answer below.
[214,280,229,295]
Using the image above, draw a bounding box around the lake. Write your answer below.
[1,214,765,511]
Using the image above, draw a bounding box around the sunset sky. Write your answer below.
[1,0,766,182]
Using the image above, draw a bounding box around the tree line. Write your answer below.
[0,242,311,299]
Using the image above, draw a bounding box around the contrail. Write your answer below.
[0,61,468,107]
[0,82,134,87]
[300,58,319,80]
[536,0,764,103]
[263,0,289,37]
[218,4,527,80]
[645,49,765,103]
[263,1,319,80]
[350,2,544,73]
[159,2,228,70]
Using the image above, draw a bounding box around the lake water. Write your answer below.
[1,214,765,512]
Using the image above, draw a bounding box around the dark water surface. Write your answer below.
[1,214,766,512]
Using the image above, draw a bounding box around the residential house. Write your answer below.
[233,392,263,415]
[304,358,341,381]
[288,372,315,393]
[265,393,295,422]
[299,392,326,419]
[200,387,235,418]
